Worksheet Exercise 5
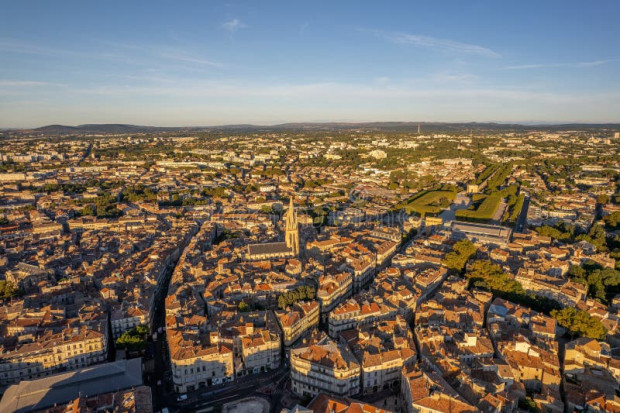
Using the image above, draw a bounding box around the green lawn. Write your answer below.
[396,190,456,216]
[456,193,502,222]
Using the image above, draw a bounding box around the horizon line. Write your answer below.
[3,119,620,130]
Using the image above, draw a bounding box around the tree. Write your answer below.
[535,223,574,242]
[604,211,620,231]
[576,224,608,252]
[277,286,316,310]
[570,261,620,303]
[238,301,250,312]
[80,204,96,216]
[597,194,610,204]
[0,281,19,300]
[443,239,477,273]
[116,325,148,352]
[518,397,540,413]
[568,264,586,280]
[466,260,561,314]
[551,307,607,339]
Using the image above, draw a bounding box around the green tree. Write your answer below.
[466,260,561,314]
[0,281,19,300]
[551,307,607,339]
[598,194,610,204]
[80,204,96,216]
[116,325,148,352]
[443,239,477,273]
[576,224,608,252]
[604,211,620,231]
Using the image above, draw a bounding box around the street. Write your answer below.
[176,366,290,413]
[515,196,530,233]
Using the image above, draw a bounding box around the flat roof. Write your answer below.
[0,358,143,413]
[248,241,291,256]
[451,221,512,238]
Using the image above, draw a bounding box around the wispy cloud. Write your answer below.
[0,37,87,58]
[0,37,225,74]
[374,31,501,58]
[433,72,478,83]
[222,18,247,33]
[0,80,65,87]
[68,79,591,105]
[158,52,223,68]
[504,59,618,70]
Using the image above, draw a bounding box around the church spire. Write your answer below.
[285,195,299,256]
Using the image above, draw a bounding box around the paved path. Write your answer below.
[439,194,471,223]
[490,199,508,225]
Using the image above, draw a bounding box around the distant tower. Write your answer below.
[285,196,300,256]
[417,123,421,134]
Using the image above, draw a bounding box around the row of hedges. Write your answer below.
[475,164,500,185]
[505,194,525,224]
[485,164,512,191]
[456,193,502,222]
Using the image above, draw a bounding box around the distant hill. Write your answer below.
[4,121,619,136]
[33,124,177,135]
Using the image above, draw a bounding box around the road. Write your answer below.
[148,225,201,411]
[148,263,175,411]
[514,196,530,233]
[177,366,289,413]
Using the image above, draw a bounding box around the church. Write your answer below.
[246,197,300,260]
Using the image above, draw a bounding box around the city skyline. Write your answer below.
[2,0,620,127]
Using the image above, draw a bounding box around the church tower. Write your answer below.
[285,196,299,256]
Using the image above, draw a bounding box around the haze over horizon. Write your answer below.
[1,0,619,128]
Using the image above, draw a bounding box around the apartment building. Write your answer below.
[276,301,320,346]
[240,328,281,375]
[168,330,234,393]
[290,337,361,398]
[328,298,395,338]
[110,305,149,339]
[317,272,353,322]
[0,326,107,386]
[5,262,54,291]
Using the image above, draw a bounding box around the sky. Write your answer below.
[1,1,619,127]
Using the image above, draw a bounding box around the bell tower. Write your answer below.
[285,196,299,256]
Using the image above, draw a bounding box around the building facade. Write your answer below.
[276,301,320,346]
[0,326,107,386]
[290,337,361,398]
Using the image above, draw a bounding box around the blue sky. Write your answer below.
[1,1,619,127]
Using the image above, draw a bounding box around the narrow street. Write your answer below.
[148,224,201,411]
[514,196,530,233]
